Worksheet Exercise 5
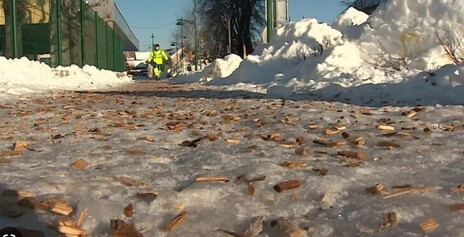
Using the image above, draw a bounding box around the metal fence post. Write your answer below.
[11,0,18,58]
[80,0,84,67]
[56,0,62,65]
[94,11,99,68]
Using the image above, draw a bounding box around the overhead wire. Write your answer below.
[130,21,176,30]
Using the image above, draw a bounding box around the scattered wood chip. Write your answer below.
[124,204,134,217]
[296,136,306,145]
[420,219,439,232]
[359,108,373,115]
[279,141,300,149]
[50,201,74,216]
[114,176,147,187]
[180,137,203,148]
[380,185,441,199]
[271,133,284,142]
[402,110,417,118]
[295,146,309,156]
[450,203,464,212]
[76,208,88,227]
[57,225,86,236]
[308,124,319,129]
[2,189,36,198]
[366,183,385,194]
[438,124,455,131]
[313,138,346,147]
[281,161,308,169]
[14,141,28,151]
[244,216,266,237]
[450,184,464,192]
[136,136,154,142]
[0,150,23,157]
[337,150,367,160]
[248,183,256,197]
[271,217,305,237]
[376,141,400,149]
[274,180,301,193]
[225,137,241,144]
[377,125,395,131]
[71,159,88,170]
[195,176,230,182]
[206,134,221,141]
[380,212,398,229]
[111,219,144,237]
[312,168,328,176]
[166,210,189,231]
[136,190,158,200]
[127,149,145,155]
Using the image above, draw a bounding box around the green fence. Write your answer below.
[0,0,125,71]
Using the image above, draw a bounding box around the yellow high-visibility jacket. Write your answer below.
[147,49,169,65]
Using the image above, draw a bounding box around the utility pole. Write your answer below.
[266,0,273,43]
[193,0,198,71]
[151,33,154,50]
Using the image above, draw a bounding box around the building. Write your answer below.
[0,0,139,71]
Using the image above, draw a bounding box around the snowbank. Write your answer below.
[0,57,132,99]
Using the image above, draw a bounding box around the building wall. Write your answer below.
[0,0,50,25]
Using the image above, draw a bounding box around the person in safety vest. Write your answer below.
[145,44,170,80]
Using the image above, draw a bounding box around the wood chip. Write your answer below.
[136,190,158,200]
[402,110,417,118]
[296,136,306,145]
[377,125,395,131]
[313,138,346,147]
[271,217,305,237]
[366,183,385,194]
[14,141,28,151]
[278,141,300,148]
[248,184,255,197]
[450,184,464,192]
[359,108,373,115]
[225,137,241,144]
[124,204,134,217]
[450,203,464,212]
[2,189,36,198]
[127,149,145,155]
[76,208,88,227]
[114,176,147,187]
[376,140,400,148]
[308,124,319,129]
[281,161,308,169]
[50,201,74,216]
[380,185,441,199]
[271,133,284,142]
[136,136,154,142]
[337,150,367,160]
[180,137,203,148]
[195,176,229,182]
[206,134,221,141]
[244,216,266,237]
[295,146,309,156]
[57,225,86,236]
[166,210,188,231]
[420,219,439,232]
[274,180,301,193]
[312,168,328,176]
[380,212,398,229]
[111,219,144,237]
[71,159,88,170]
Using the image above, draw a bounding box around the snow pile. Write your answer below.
[174,54,243,83]
[179,0,464,104]
[0,57,132,98]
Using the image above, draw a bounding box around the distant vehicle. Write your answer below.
[128,62,148,78]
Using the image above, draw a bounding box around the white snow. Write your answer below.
[2,0,464,236]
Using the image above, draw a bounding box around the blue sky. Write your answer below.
[115,0,347,52]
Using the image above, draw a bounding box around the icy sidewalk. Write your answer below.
[1,82,464,236]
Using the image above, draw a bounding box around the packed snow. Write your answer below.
[1,0,464,236]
